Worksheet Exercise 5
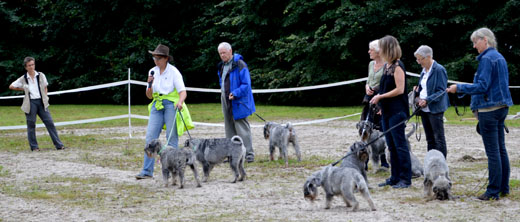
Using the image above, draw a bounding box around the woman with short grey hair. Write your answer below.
[447,27,512,200]
[9,57,66,151]
[412,45,449,158]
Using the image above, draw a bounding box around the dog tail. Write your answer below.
[231,135,244,145]
[285,122,294,133]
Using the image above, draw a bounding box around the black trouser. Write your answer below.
[420,110,447,158]
[26,99,63,150]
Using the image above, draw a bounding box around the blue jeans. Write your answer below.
[478,107,510,198]
[420,111,447,158]
[382,111,412,185]
[139,100,178,176]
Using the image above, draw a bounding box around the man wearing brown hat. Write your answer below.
[217,42,256,163]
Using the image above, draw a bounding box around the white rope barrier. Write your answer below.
[1,72,517,131]
[0,113,361,130]
[1,72,518,100]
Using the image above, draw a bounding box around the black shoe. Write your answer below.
[31,148,40,152]
[392,181,411,189]
[246,156,254,163]
[500,192,509,198]
[135,174,153,180]
[477,193,498,201]
[57,146,67,150]
[378,178,395,187]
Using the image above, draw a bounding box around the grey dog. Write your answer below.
[184,135,246,183]
[356,120,388,173]
[303,165,376,211]
[263,122,302,167]
[384,124,424,178]
[339,141,370,186]
[423,149,453,200]
[144,139,201,188]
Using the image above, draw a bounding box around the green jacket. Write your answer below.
[148,90,194,136]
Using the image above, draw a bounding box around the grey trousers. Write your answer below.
[26,99,63,150]
[221,95,254,157]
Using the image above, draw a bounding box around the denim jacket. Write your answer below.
[217,53,256,120]
[457,48,513,110]
[417,61,449,114]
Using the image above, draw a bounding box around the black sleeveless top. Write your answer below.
[379,60,410,117]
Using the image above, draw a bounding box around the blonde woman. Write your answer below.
[370,35,411,189]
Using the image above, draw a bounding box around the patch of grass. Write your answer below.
[2,104,519,130]
[1,175,157,210]
[0,165,9,177]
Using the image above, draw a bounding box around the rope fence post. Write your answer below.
[128,68,132,138]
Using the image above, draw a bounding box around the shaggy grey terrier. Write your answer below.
[184,135,246,183]
[263,122,302,167]
[356,120,388,173]
[145,139,201,188]
[424,149,453,200]
[339,141,370,186]
[303,165,376,211]
[384,124,424,178]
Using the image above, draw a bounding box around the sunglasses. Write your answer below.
[152,56,165,61]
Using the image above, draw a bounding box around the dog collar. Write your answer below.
[158,145,167,155]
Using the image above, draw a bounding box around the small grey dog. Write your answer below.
[339,141,370,185]
[184,135,246,183]
[384,124,424,178]
[423,149,453,200]
[144,139,201,188]
[263,122,302,167]
[303,165,376,211]
[356,120,388,173]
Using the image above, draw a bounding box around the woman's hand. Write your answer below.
[175,103,183,111]
[418,99,427,107]
[447,84,457,94]
[370,94,382,104]
[365,85,374,96]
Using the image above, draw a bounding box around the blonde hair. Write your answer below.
[471,27,497,48]
[379,35,401,63]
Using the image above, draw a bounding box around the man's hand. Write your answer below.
[229,93,234,100]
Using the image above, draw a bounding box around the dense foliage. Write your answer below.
[1,0,519,106]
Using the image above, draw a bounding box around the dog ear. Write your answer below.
[184,139,190,147]
[312,177,321,186]
[186,150,195,165]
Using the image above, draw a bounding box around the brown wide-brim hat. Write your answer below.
[148,44,169,56]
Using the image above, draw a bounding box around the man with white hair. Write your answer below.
[217,42,256,162]
[413,45,449,158]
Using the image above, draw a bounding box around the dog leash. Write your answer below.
[333,90,449,166]
[159,107,180,155]
[331,106,421,166]
[177,108,192,141]
[237,100,267,122]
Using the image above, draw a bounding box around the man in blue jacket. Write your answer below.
[217,42,256,162]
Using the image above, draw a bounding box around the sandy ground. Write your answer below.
[1,120,519,221]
